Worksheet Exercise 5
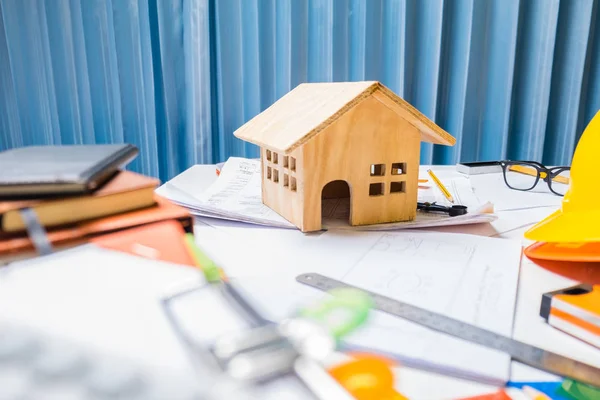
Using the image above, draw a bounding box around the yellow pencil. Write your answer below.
[427,169,454,203]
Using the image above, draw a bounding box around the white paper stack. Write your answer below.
[156,157,497,231]
[156,159,294,228]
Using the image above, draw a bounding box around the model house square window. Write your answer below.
[266,149,272,161]
[284,173,289,187]
[283,156,289,168]
[272,152,279,164]
[273,169,279,183]
[290,177,297,191]
[390,181,405,193]
[370,164,385,176]
[290,157,296,171]
[267,166,272,180]
[369,183,384,196]
[391,162,406,175]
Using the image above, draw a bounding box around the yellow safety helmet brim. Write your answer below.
[525,110,600,242]
[525,209,600,243]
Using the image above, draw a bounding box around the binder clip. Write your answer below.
[417,202,468,217]
[161,280,375,399]
[161,241,412,399]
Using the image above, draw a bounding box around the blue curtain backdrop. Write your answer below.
[1,0,599,181]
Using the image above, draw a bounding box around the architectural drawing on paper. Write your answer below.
[341,233,476,314]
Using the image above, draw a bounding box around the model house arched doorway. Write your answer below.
[321,180,352,226]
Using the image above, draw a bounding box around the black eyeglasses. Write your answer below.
[498,161,570,196]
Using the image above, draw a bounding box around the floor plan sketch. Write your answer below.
[342,233,476,314]
[234,230,522,385]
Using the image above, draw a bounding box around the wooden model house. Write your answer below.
[234,81,456,232]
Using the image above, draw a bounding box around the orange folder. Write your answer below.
[91,220,195,266]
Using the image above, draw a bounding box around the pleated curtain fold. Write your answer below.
[0,0,598,181]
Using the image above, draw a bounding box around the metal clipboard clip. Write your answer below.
[160,266,372,399]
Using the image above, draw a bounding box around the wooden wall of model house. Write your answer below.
[299,95,421,231]
[261,147,305,229]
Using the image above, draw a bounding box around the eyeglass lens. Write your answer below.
[548,169,570,196]
[504,163,539,191]
[503,162,570,196]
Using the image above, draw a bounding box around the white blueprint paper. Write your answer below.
[158,158,497,230]
[235,230,523,387]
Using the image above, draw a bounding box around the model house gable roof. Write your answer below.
[234,81,456,153]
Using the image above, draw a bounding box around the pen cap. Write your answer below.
[525,110,600,243]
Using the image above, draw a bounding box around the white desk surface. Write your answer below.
[193,166,598,398]
[394,170,597,397]
[2,165,593,399]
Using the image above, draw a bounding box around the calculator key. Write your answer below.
[0,329,38,362]
[25,382,86,400]
[139,383,203,400]
[0,367,30,400]
[85,361,144,398]
[32,343,87,380]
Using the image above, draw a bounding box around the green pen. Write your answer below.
[183,233,222,283]
[183,233,268,326]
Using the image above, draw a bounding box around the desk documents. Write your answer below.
[157,158,497,231]
[0,246,314,400]
[0,246,203,397]
[234,230,523,389]
[469,173,562,212]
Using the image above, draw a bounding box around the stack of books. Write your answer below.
[0,144,192,263]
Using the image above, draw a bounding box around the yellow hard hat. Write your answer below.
[525,110,600,243]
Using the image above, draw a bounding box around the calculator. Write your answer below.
[0,322,201,400]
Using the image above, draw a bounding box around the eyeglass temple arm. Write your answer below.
[507,165,570,185]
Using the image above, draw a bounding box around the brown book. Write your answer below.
[0,196,193,256]
[0,170,158,233]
